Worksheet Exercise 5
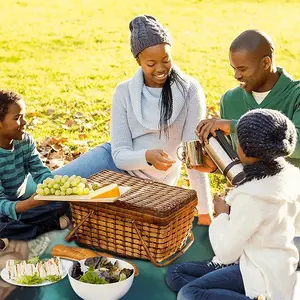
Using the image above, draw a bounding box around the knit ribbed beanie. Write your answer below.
[237,108,297,159]
[129,15,171,58]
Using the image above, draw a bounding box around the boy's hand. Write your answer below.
[146,149,176,171]
[28,194,52,207]
[15,194,51,213]
[196,118,232,144]
[213,194,230,216]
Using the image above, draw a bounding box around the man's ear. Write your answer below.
[136,57,141,66]
[262,56,272,70]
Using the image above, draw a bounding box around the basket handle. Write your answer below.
[65,210,94,242]
[132,221,194,267]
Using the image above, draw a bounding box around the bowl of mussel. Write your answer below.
[68,256,134,300]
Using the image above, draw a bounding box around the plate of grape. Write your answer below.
[34,175,131,203]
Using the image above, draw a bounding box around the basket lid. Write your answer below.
[88,170,197,218]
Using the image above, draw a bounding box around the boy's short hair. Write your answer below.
[0,90,22,121]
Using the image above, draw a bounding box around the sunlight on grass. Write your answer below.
[1,0,300,190]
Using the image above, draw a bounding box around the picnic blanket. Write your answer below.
[4,220,214,300]
[4,221,300,300]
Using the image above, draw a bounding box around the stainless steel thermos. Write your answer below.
[204,131,245,185]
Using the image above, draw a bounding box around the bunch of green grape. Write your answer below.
[36,175,98,196]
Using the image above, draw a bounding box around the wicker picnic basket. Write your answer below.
[65,170,197,267]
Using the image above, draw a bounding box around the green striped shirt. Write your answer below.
[0,133,52,219]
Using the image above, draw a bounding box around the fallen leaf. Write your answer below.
[65,120,75,127]
[37,136,90,170]
[74,112,84,118]
[48,151,65,160]
[48,158,65,170]
[50,144,63,151]
[79,133,88,139]
[52,137,69,144]
[26,112,41,117]
[47,108,55,115]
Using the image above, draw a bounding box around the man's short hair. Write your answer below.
[230,29,275,59]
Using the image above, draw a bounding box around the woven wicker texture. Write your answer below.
[69,170,198,264]
[88,170,197,218]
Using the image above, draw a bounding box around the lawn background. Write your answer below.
[1,0,300,191]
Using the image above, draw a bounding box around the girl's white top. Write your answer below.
[209,163,300,300]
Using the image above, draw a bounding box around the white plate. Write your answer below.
[34,186,131,203]
[0,259,73,287]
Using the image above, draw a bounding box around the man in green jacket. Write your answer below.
[196,29,300,262]
[196,29,300,169]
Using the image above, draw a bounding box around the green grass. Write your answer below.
[1,0,300,192]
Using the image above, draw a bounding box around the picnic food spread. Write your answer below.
[51,245,139,276]
[70,256,134,284]
[89,183,120,199]
[52,244,113,260]
[35,175,120,199]
[5,257,63,285]
[36,175,99,196]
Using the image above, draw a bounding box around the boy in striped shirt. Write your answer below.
[0,90,69,240]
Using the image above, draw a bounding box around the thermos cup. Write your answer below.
[177,140,203,167]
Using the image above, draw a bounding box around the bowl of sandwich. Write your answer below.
[68,256,134,300]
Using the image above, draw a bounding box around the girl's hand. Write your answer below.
[146,149,176,171]
[213,194,230,216]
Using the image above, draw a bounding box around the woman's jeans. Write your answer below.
[53,142,125,177]
[166,261,252,300]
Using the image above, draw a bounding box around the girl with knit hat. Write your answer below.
[52,15,213,225]
[166,108,300,300]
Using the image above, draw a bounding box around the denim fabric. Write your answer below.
[25,142,126,193]
[53,142,126,178]
[0,201,69,240]
[166,261,252,300]
[8,142,124,240]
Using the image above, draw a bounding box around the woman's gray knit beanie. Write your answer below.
[129,15,171,58]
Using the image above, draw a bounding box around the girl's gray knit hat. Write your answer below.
[129,15,171,58]
[237,108,297,159]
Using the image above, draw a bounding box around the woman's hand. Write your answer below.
[146,149,176,171]
[213,194,230,216]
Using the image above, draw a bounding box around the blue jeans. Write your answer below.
[12,143,123,240]
[0,201,69,240]
[53,142,125,177]
[166,261,252,300]
[26,143,124,192]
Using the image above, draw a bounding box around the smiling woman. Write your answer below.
[53,14,213,225]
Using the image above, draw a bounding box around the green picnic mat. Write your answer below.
[7,220,213,300]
